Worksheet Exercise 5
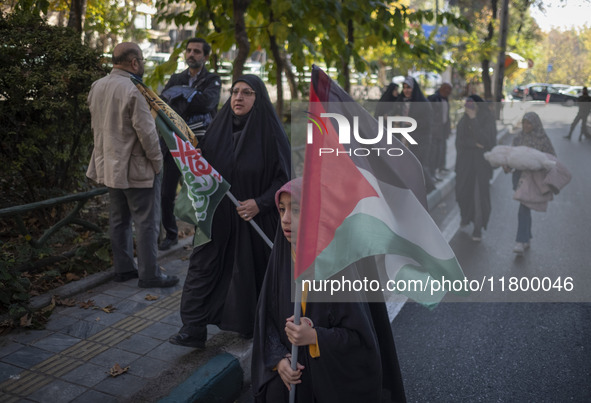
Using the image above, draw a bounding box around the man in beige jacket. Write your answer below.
[87,42,178,288]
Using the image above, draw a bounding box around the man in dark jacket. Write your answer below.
[564,86,591,141]
[159,38,222,250]
[428,82,452,179]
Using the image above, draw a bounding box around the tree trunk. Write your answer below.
[342,18,354,94]
[281,52,299,101]
[127,0,138,41]
[67,0,87,34]
[482,59,492,100]
[232,0,251,82]
[494,0,510,118]
[266,0,283,117]
[377,60,388,86]
[481,0,497,100]
[269,34,284,118]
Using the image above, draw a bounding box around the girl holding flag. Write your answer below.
[252,178,406,403]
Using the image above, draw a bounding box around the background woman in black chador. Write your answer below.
[374,82,400,120]
[396,76,435,193]
[252,179,406,403]
[169,74,291,347]
[455,95,496,242]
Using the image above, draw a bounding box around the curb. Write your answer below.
[159,353,243,403]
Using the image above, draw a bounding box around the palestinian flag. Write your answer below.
[295,66,466,307]
[132,77,230,246]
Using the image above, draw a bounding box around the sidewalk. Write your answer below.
[0,241,250,403]
[0,121,516,403]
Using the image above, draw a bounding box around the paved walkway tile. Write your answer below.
[31,333,81,353]
[2,346,54,369]
[93,372,148,398]
[27,379,87,402]
[0,362,22,383]
[71,389,119,403]
[115,333,162,355]
[129,356,169,378]
[62,362,111,387]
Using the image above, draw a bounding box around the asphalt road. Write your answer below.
[393,104,591,402]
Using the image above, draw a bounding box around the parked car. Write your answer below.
[551,86,579,106]
[522,83,552,101]
[521,83,578,105]
[511,85,525,100]
[560,85,583,98]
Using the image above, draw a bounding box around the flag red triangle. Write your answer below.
[295,70,378,279]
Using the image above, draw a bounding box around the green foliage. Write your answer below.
[148,0,471,93]
[144,45,185,91]
[0,9,109,207]
[530,26,591,85]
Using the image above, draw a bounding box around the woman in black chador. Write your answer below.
[396,76,435,192]
[455,95,496,241]
[169,75,290,347]
[374,82,400,120]
[252,179,406,403]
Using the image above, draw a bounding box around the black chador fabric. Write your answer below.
[252,229,406,403]
[455,95,496,229]
[395,77,432,160]
[374,83,400,119]
[395,77,433,192]
[180,75,290,336]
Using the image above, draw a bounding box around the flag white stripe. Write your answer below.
[346,167,454,260]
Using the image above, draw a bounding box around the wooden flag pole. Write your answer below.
[289,279,302,403]
[226,191,273,249]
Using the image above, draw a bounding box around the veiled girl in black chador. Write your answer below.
[252,179,406,403]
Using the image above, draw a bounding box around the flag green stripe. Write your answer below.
[309,213,466,305]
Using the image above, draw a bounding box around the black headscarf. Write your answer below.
[398,76,428,103]
[201,74,291,214]
[395,77,431,127]
[394,76,432,184]
[374,83,400,118]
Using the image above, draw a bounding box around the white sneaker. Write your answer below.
[523,242,530,250]
[513,242,525,254]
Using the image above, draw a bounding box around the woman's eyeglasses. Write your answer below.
[230,88,255,97]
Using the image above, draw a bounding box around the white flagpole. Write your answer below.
[225,191,273,249]
[289,279,302,403]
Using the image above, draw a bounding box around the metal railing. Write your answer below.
[0,188,108,249]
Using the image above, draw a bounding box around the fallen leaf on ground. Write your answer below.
[79,300,95,309]
[40,296,56,314]
[108,363,129,377]
[20,314,32,327]
[101,305,116,313]
[145,294,159,301]
[56,297,77,307]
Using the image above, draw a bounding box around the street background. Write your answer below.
[393,102,591,402]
